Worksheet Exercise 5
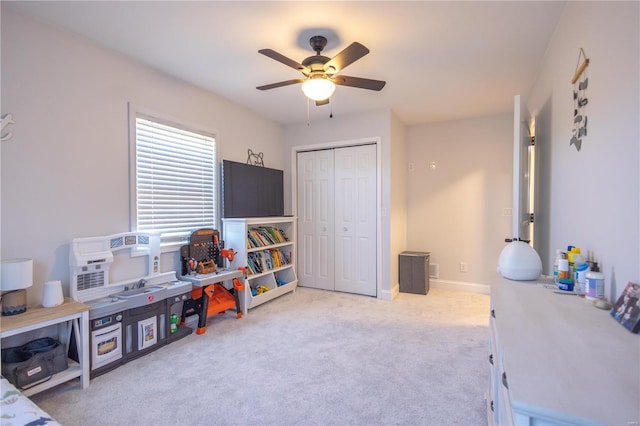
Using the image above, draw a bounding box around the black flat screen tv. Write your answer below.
[221,160,284,218]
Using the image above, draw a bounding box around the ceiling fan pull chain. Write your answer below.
[307,97,311,126]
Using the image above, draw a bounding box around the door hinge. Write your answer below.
[530,136,536,146]
[529,213,534,223]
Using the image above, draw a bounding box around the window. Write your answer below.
[130,107,217,249]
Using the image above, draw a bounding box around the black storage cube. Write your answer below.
[399,251,430,295]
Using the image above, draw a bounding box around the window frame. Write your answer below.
[128,103,219,253]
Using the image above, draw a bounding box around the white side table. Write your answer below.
[0,297,90,396]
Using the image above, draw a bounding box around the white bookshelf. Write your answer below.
[222,217,297,313]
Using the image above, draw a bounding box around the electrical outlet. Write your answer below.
[503,208,513,217]
[460,262,469,273]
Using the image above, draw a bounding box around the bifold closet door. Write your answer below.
[297,149,335,291]
[297,144,377,296]
[333,144,377,296]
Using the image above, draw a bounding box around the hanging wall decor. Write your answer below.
[247,149,264,167]
[570,48,590,151]
[1,113,15,142]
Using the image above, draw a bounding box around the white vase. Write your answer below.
[42,280,64,307]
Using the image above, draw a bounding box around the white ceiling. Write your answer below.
[7,1,566,126]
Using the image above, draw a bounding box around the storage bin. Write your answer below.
[399,251,430,295]
[1,337,68,389]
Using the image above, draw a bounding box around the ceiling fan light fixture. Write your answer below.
[301,76,335,101]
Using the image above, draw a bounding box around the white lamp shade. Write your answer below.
[301,77,336,101]
[1,258,33,291]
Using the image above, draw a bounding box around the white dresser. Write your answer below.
[488,275,640,425]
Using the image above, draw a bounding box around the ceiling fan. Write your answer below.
[257,35,386,105]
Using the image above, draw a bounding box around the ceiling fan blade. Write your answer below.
[332,75,386,91]
[258,49,310,75]
[256,78,305,90]
[315,99,330,106]
[323,42,369,75]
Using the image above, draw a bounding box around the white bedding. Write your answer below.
[0,376,61,426]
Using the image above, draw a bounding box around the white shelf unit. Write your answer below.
[222,217,298,313]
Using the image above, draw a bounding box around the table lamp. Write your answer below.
[1,258,33,316]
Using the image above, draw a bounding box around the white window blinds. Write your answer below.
[134,116,216,246]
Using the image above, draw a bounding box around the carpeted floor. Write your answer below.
[32,287,490,426]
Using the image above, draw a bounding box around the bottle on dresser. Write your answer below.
[566,246,580,282]
[553,249,566,285]
[558,258,573,291]
[574,254,589,293]
[585,262,605,300]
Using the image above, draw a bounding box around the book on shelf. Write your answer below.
[246,227,289,248]
[246,249,291,275]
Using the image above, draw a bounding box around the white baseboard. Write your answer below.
[430,279,490,295]
[381,281,488,300]
[378,284,399,301]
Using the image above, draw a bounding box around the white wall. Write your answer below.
[1,7,283,306]
[6,2,635,309]
[390,111,408,297]
[282,108,407,299]
[526,1,639,301]
[406,113,513,288]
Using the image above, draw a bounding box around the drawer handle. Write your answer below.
[502,372,509,389]
[489,354,493,365]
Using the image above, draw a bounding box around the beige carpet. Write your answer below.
[32,287,490,426]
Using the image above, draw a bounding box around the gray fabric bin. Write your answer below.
[1,337,68,389]
[399,251,430,295]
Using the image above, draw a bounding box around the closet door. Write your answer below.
[334,144,377,296]
[296,150,335,291]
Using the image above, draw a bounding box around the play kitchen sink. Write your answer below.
[110,281,192,304]
[111,285,165,304]
[116,286,164,296]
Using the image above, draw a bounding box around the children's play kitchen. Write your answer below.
[69,230,246,378]
[70,232,192,377]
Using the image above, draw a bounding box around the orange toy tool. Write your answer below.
[221,248,235,262]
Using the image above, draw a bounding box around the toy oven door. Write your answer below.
[91,322,123,370]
